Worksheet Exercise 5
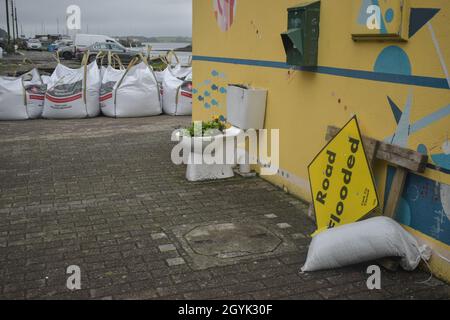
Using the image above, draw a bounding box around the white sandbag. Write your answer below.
[0,68,46,120]
[169,64,192,79]
[301,216,431,272]
[155,69,166,101]
[100,66,107,80]
[162,69,192,116]
[165,51,192,79]
[41,75,51,85]
[0,76,27,120]
[43,61,101,119]
[155,69,167,84]
[23,69,46,119]
[100,61,161,118]
[99,66,125,117]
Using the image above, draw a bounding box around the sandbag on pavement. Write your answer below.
[301,216,431,272]
[162,69,192,116]
[100,56,161,118]
[0,68,46,120]
[164,50,192,79]
[43,52,101,119]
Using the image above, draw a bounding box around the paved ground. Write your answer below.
[0,116,448,300]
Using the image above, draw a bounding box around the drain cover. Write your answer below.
[185,223,282,259]
[172,221,295,270]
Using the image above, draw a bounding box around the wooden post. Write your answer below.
[384,167,408,218]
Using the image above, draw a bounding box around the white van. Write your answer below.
[74,34,121,49]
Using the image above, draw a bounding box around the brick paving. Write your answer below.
[0,116,448,300]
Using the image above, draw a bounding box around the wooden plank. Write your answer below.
[383,167,408,218]
[326,126,428,173]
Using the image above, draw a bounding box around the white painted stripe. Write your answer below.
[428,22,450,88]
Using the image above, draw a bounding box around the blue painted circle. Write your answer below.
[374,46,412,76]
[385,9,394,23]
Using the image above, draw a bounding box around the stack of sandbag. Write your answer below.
[43,52,101,119]
[100,55,161,118]
[0,68,46,120]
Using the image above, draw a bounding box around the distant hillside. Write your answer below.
[115,36,191,43]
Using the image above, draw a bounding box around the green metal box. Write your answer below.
[281,1,321,67]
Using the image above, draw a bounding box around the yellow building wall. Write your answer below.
[192,0,450,281]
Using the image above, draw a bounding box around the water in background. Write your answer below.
[139,42,191,65]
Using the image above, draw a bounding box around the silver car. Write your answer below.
[26,39,42,50]
[80,42,141,65]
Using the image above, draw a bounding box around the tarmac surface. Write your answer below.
[0,116,449,300]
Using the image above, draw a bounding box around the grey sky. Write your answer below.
[1,0,192,37]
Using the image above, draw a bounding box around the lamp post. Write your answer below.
[15,6,19,39]
[5,0,11,45]
[11,0,16,44]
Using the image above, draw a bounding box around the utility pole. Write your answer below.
[15,5,19,39]
[5,0,11,45]
[10,0,15,44]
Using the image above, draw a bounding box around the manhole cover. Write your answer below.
[185,223,282,259]
[172,221,296,270]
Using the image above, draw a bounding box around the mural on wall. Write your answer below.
[213,0,237,32]
[357,0,394,34]
[373,6,450,245]
[193,69,228,120]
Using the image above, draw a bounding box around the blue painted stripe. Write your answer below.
[193,55,450,90]
[411,104,450,134]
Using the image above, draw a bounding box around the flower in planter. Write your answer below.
[183,117,230,137]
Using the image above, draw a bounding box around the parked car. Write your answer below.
[49,39,73,52]
[26,39,42,50]
[57,44,76,60]
[80,42,141,65]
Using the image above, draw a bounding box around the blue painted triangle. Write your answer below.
[387,96,402,124]
[409,8,440,38]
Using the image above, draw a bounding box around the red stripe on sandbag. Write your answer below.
[29,95,45,101]
[45,93,83,103]
[99,93,113,102]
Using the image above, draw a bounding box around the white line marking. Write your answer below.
[428,22,450,88]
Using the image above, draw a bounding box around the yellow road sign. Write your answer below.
[308,117,379,235]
